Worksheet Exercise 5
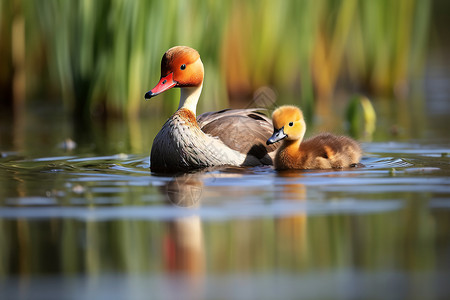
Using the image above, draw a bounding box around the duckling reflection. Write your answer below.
[161,173,205,298]
[276,171,308,264]
[277,170,308,200]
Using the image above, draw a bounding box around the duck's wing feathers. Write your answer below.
[197,108,278,161]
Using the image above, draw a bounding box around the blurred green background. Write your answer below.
[1,0,442,121]
[1,3,450,298]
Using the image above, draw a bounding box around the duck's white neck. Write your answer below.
[178,83,203,116]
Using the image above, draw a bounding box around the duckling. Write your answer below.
[266,105,362,170]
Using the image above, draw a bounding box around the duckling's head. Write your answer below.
[145,46,204,99]
[266,105,306,145]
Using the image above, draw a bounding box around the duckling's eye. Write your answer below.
[180,64,186,70]
[289,122,294,127]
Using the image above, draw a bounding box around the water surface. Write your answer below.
[1,135,449,300]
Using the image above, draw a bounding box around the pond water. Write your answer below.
[1,72,450,299]
[1,116,449,300]
[1,140,449,300]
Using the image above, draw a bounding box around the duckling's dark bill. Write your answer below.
[267,127,287,145]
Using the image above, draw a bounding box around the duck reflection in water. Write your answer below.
[165,173,204,208]
[161,173,205,299]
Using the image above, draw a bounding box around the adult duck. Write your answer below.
[145,46,277,173]
[267,105,362,170]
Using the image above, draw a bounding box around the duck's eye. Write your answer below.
[180,64,186,70]
[289,122,294,127]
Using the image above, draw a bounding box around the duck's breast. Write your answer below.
[150,108,247,173]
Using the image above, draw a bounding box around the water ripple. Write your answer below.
[0,198,403,221]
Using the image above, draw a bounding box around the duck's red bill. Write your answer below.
[145,72,176,99]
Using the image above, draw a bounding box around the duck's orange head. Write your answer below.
[267,105,307,145]
[145,46,204,99]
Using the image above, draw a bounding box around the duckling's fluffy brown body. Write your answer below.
[275,133,362,170]
[267,105,362,170]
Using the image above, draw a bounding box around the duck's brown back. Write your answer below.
[198,109,278,164]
